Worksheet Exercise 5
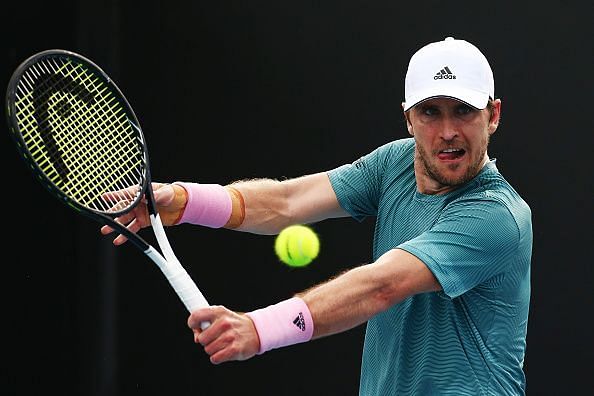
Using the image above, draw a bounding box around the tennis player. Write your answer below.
[105,36,532,395]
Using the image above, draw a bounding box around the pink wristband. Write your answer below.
[246,297,314,354]
[173,182,232,228]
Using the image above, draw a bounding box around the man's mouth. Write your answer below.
[437,148,466,161]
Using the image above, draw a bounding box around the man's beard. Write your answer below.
[416,135,489,187]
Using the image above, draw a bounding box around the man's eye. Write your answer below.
[456,105,474,115]
[422,106,439,116]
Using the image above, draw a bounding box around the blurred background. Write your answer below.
[1,1,591,395]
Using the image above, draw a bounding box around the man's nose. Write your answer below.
[440,116,460,140]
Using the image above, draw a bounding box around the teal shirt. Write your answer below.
[327,138,532,396]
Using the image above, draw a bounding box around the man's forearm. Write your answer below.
[298,249,442,339]
[225,172,347,235]
[224,178,292,234]
[298,264,390,338]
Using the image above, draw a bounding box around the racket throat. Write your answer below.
[150,214,177,262]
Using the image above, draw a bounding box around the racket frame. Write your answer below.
[6,49,210,318]
[6,49,150,249]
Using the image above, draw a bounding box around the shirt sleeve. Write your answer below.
[398,196,521,298]
[327,140,410,222]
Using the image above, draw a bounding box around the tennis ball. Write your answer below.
[274,225,320,267]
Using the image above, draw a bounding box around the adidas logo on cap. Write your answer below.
[434,66,456,80]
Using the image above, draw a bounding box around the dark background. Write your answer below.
[1,1,591,395]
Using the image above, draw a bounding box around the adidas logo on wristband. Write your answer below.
[293,312,306,331]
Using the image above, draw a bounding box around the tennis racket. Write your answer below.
[6,49,210,328]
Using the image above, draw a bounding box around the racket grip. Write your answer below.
[167,268,211,330]
[167,268,209,310]
[148,214,211,330]
[145,246,211,330]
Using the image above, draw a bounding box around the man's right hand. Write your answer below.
[100,182,188,245]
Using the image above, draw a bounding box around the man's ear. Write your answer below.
[488,99,502,135]
[402,102,413,136]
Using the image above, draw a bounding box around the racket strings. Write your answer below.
[19,62,100,175]
[13,55,146,214]
[19,59,140,205]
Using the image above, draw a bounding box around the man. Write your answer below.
[104,36,532,395]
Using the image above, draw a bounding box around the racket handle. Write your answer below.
[145,246,211,330]
[166,264,210,310]
[149,214,211,330]
[166,264,212,330]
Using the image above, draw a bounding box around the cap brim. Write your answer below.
[404,87,490,111]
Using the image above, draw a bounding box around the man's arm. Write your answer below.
[188,248,441,364]
[300,248,441,338]
[227,172,348,234]
[102,172,347,244]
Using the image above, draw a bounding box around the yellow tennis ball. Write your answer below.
[274,225,320,267]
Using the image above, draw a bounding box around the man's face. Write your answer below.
[405,97,501,192]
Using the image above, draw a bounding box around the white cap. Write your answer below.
[403,37,494,111]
